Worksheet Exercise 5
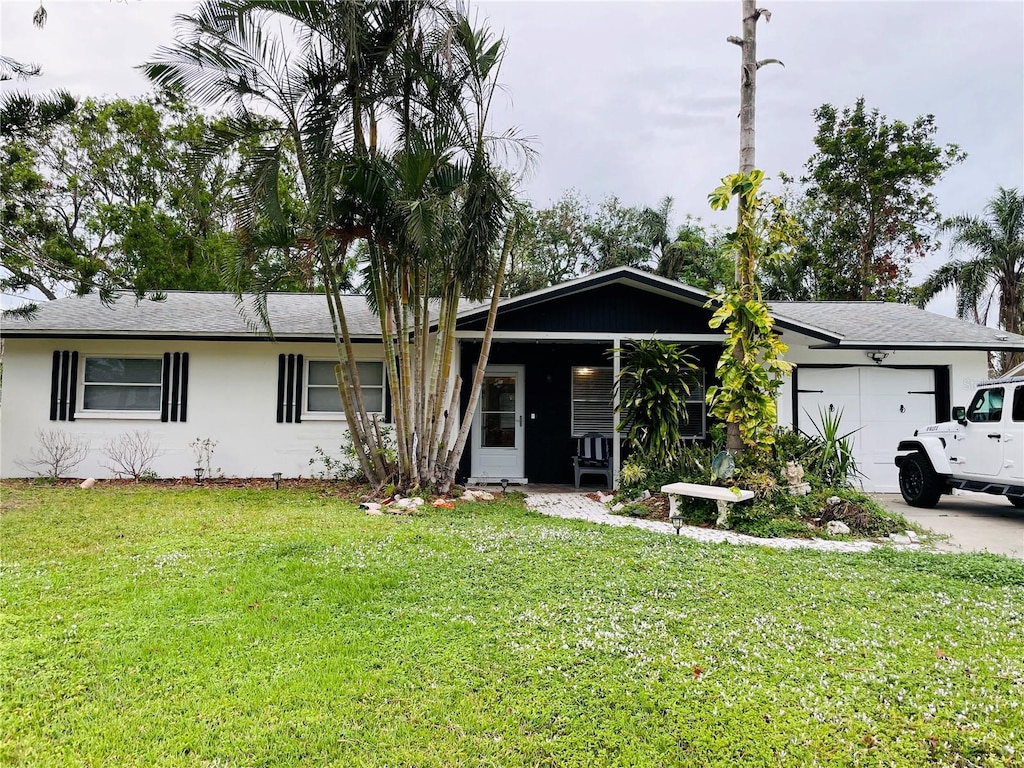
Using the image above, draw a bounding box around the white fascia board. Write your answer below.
[453,331,726,342]
[809,341,1024,351]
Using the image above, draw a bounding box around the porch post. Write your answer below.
[612,337,621,488]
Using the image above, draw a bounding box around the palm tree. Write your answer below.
[146,1,529,490]
[917,187,1024,373]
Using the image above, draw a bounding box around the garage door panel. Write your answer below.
[795,367,936,493]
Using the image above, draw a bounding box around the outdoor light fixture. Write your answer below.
[194,467,204,485]
[500,478,509,494]
[865,350,890,365]
[669,512,685,536]
[272,472,282,490]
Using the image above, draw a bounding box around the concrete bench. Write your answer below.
[660,482,756,529]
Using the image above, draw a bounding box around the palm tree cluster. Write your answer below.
[145,0,531,490]
[917,187,1024,373]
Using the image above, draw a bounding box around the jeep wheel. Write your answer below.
[1008,496,1024,509]
[899,453,942,508]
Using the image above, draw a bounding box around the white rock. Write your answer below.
[475,490,495,501]
[826,520,850,536]
[410,497,425,507]
[598,493,614,504]
[640,490,651,500]
[826,496,842,506]
[79,478,96,490]
[905,530,920,542]
[890,534,913,545]
[611,503,625,513]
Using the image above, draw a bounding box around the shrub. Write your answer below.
[15,429,89,480]
[102,431,162,482]
[613,339,701,465]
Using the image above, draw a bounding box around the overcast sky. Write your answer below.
[2,0,1022,315]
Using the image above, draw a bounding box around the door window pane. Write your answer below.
[482,412,515,447]
[481,375,517,447]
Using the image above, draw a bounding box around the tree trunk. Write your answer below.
[439,222,517,492]
[726,0,761,455]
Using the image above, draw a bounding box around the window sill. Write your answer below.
[301,412,386,422]
[74,411,162,421]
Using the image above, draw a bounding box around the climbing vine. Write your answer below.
[706,170,800,453]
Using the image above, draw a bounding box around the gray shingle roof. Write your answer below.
[3,278,1022,351]
[1,292,387,339]
[769,301,1024,349]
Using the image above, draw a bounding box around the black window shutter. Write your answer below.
[169,352,182,422]
[178,353,189,422]
[294,354,304,424]
[161,352,171,422]
[276,354,302,423]
[57,350,71,421]
[49,351,61,421]
[67,352,79,421]
[49,350,77,422]
[276,354,287,423]
[284,354,295,423]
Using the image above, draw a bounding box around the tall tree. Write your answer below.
[717,0,782,453]
[1,93,245,308]
[146,0,529,492]
[505,192,590,295]
[917,187,1024,373]
[653,217,731,292]
[796,98,965,301]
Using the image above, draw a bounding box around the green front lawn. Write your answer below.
[2,484,1022,767]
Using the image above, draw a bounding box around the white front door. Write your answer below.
[470,365,526,482]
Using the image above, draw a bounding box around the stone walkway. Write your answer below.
[524,492,918,554]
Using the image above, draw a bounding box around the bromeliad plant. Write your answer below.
[613,339,701,466]
[706,170,801,454]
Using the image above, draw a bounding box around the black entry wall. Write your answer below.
[458,341,718,485]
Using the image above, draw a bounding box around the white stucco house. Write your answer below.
[2,267,1021,491]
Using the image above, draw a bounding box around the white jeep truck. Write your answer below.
[895,376,1024,508]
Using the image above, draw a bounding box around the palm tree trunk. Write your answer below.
[440,222,516,491]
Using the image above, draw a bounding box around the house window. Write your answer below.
[592,366,706,439]
[678,369,706,438]
[571,367,614,436]
[307,360,385,414]
[82,357,163,412]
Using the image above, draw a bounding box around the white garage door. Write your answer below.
[796,367,936,492]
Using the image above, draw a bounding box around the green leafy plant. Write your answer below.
[706,170,801,454]
[612,339,701,465]
[804,407,860,487]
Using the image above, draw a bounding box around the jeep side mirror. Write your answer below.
[952,406,966,423]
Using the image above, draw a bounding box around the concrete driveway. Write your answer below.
[874,492,1024,559]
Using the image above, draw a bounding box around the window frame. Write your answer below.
[572,365,707,440]
[304,359,386,420]
[76,355,164,419]
[571,366,615,438]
